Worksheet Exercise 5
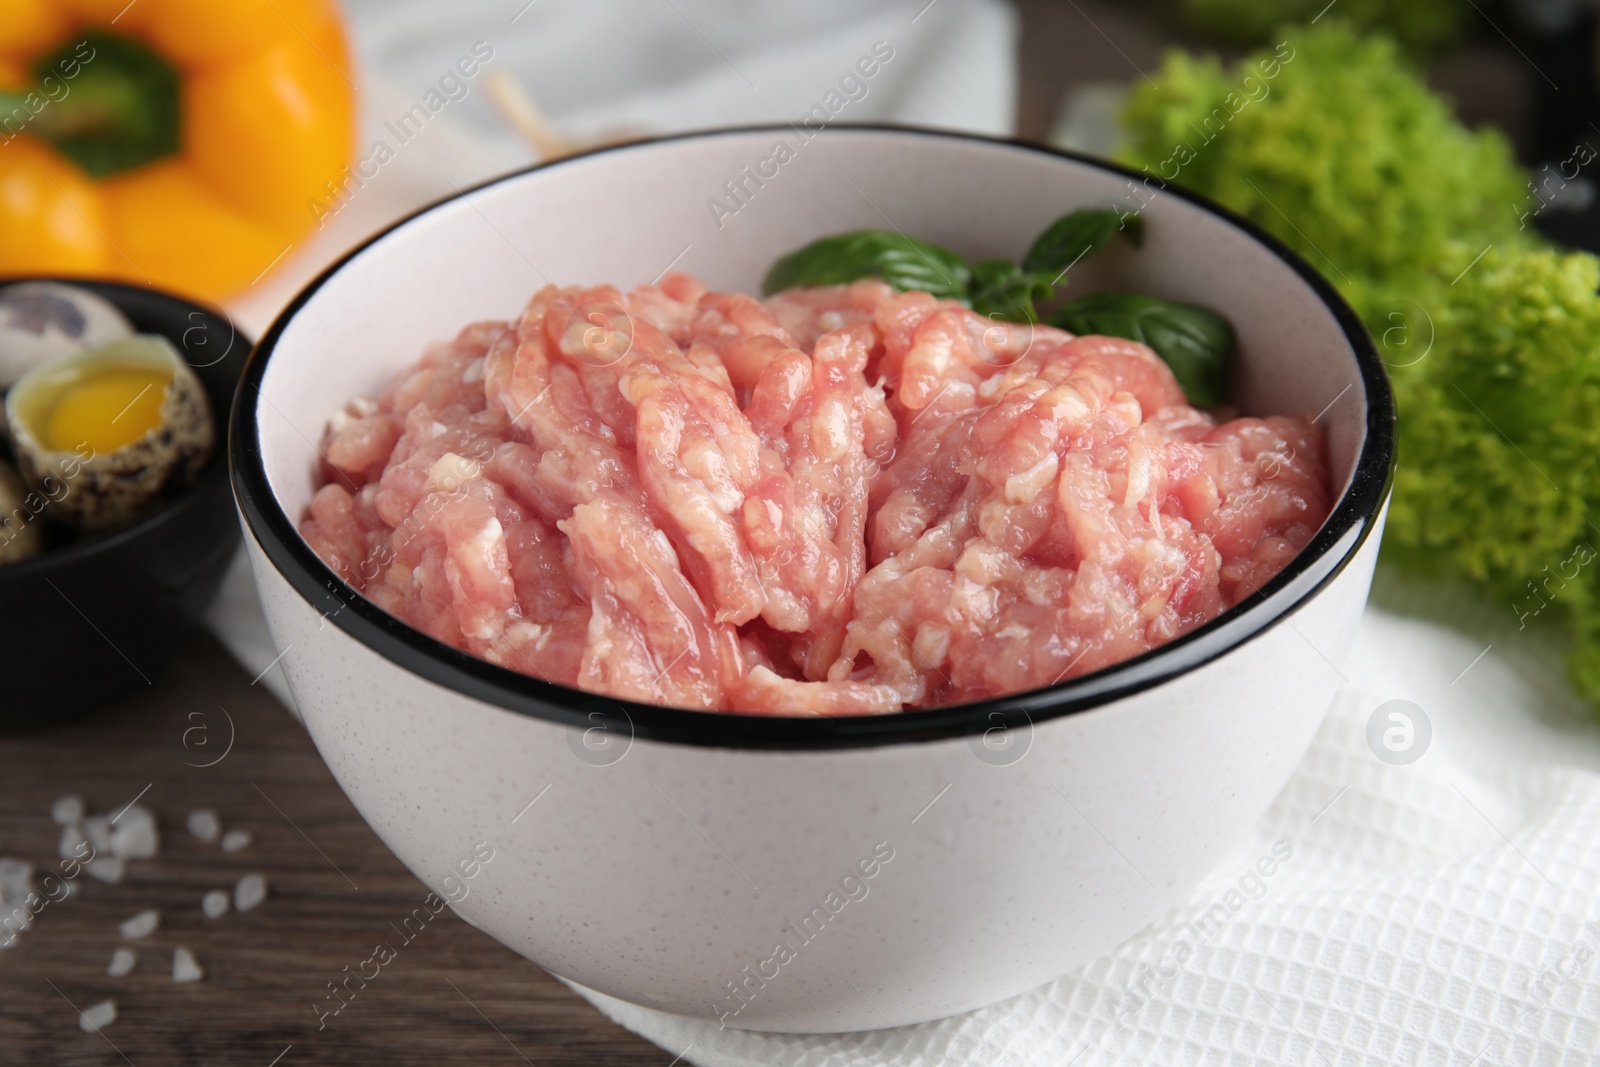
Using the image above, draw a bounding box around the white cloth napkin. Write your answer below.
[222,0,1011,337]
[570,580,1600,1065]
[338,0,1020,154]
[221,0,1019,338]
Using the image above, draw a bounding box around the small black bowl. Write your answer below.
[0,279,246,731]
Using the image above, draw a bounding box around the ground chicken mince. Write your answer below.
[301,274,1331,715]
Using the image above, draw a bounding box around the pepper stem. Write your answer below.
[0,31,180,178]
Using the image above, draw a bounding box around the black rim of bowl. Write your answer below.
[231,124,1396,751]
[0,278,236,584]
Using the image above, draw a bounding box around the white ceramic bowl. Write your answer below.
[231,127,1393,1033]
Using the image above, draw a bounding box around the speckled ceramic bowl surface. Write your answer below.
[232,127,1393,1032]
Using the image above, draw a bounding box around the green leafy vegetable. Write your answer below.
[761,230,971,302]
[967,260,1054,324]
[1117,21,1600,714]
[1117,22,1528,303]
[762,208,1237,408]
[1051,293,1232,408]
[1021,209,1143,276]
[1377,243,1600,589]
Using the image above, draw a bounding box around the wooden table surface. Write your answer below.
[0,632,669,1066]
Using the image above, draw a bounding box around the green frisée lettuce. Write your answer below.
[1116,20,1600,712]
[1118,22,1527,303]
[1379,246,1600,598]
[762,209,1232,406]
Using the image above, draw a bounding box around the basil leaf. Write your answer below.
[1050,293,1233,407]
[1021,209,1143,277]
[968,260,1055,324]
[762,229,972,302]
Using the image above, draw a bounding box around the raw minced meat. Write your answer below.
[301,274,1330,715]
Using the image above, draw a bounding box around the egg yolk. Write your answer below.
[44,369,171,453]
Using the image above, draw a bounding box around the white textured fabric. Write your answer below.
[567,586,1600,1066]
[223,0,1017,337]
[338,0,1019,152]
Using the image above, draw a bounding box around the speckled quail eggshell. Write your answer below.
[0,283,135,390]
[4,336,215,533]
[0,458,43,564]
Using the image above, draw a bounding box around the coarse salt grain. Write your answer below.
[107,947,135,977]
[234,873,267,912]
[83,815,111,853]
[109,805,158,861]
[201,890,229,919]
[58,825,89,862]
[51,795,84,825]
[0,858,36,936]
[78,1000,116,1033]
[0,898,31,936]
[0,857,32,889]
[172,946,203,983]
[118,909,159,939]
[85,858,124,883]
[220,829,251,853]
[186,809,220,843]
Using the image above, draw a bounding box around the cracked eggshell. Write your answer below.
[0,283,134,390]
[3,335,214,533]
[0,458,42,563]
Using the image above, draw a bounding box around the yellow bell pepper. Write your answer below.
[0,0,355,301]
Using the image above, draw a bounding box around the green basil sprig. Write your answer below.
[1050,293,1233,408]
[762,230,971,302]
[967,259,1055,324]
[1021,209,1143,276]
[760,209,1234,407]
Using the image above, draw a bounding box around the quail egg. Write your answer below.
[0,283,135,390]
[4,335,214,533]
[0,457,43,564]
